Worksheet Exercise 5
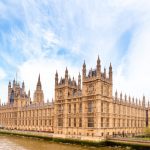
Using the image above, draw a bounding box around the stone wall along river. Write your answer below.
[0,135,126,150]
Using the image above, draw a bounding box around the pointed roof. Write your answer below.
[97,55,100,64]
[55,70,58,76]
[78,72,81,79]
[22,81,25,88]
[83,60,86,67]
[37,74,41,87]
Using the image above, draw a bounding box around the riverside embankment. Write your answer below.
[0,129,150,150]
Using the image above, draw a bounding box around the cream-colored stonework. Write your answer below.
[0,57,147,138]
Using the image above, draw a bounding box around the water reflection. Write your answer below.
[0,135,125,150]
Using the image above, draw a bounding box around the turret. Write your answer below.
[8,81,12,104]
[120,92,122,101]
[142,95,145,107]
[72,77,75,86]
[104,68,106,79]
[28,90,30,97]
[96,55,101,77]
[78,72,81,91]
[8,81,11,88]
[65,67,69,85]
[55,70,58,86]
[82,60,86,80]
[65,67,68,79]
[129,95,131,103]
[115,90,118,100]
[22,81,25,92]
[36,74,42,90]
[132,97,134,104]
[34,74,44,103]
[109,63,112,82]
[13,79,15,87]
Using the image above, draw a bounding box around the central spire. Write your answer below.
[34,74,44,103]
[37,74,41,86]
[36,74,42,90]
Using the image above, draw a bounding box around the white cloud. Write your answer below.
[0,68,6,80]
[18,57,80,102]
[114,20,150,100]
[1,0,150,103]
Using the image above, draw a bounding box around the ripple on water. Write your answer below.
[0,138,27,150]
[0,135,127,150]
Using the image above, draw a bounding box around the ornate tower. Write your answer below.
[82,60,86,80]
[109,63,112,82]
[34,74,44,103]
[55,71,58,86]
[96,55,101,77]
[54,68,78,134]
[8,81,12,104]
[78,72,81,91]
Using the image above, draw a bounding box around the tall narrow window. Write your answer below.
[88,117,94,127]
[101,117,104,127]
[88,101,93,112]
[107,102,109,113]
[58,118,63,127]
[74,118,76,127]
[79,103,82,113]
[74,104,76,114]
[68,104,71,113]
[106,118,109,127]
[69,118,71,127]
[101,102,104,113]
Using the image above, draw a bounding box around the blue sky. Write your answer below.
[0,0,150,103]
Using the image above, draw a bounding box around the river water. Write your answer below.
[0,135,127,150]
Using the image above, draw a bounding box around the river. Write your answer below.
[0,135,127,150]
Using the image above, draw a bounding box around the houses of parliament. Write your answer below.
[0,56,149,138]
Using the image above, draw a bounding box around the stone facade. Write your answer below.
[0,75,54,132]
[0,56,147,138]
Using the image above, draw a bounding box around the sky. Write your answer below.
[0,0,150,103]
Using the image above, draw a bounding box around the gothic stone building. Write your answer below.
[0,57,147,138]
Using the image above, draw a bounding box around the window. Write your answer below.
[79,103,82,113]
[74,104,76,114]
[74,118,76,127]
[127,119,129,127]
[79,118,82,127]
[58,118,63,127]
[106,102,109,113]
[68,104,71,113]
[88,101,93,112]
[101,117,104,127]
[69,118,71,127]
[106,118,109,127]
[88,117,94,127]
[101,102,104,113]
